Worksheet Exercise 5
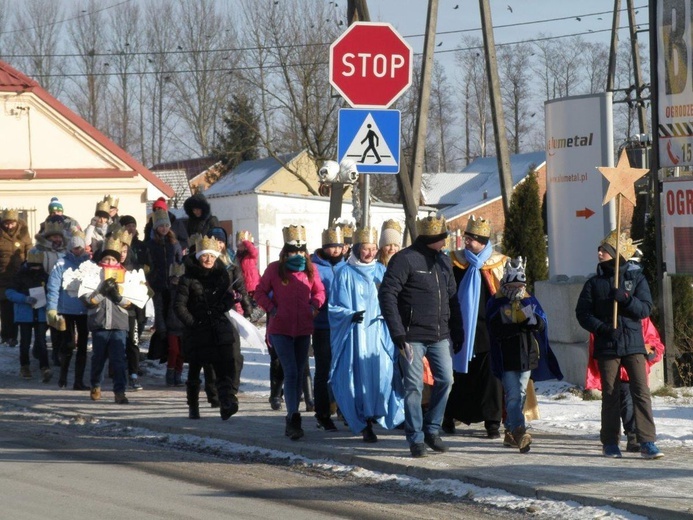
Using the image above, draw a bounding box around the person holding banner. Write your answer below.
[575,230,663,459]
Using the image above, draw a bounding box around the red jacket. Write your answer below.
[255,261,325,337]
[237,240,260,293]
[585,317,665,391]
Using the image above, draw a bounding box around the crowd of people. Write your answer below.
[1,196,664,459]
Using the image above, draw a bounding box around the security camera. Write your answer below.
[318,160,340,183]
[338,159,359,184]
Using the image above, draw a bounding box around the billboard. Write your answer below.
[662,178,693,275]
[657,0,693,167]
[545,93,615,278]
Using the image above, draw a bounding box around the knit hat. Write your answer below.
[67,230,86,250]
[119,215,136,227]
[379,219,402,248]
[195,235,221,259]
[152,209,171,229]
[464,215,491,245]
[48,197,63,213]
[152,197,168,212]
[207,227,227,244]
[501,257,527,286]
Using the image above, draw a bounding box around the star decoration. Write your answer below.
[597,150,649,205]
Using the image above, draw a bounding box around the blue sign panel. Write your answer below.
[337,109,401,174]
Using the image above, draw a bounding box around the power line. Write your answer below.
[0,0,132,36]
[0,4,647,60]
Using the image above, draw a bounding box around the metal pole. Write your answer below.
[648,0,675,384]
[606,0,621,92]
[410,0,440,205]
[479,0,513,216]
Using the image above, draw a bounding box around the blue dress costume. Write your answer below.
[328,257,405,434]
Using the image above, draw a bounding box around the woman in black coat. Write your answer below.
[174,236,242,420]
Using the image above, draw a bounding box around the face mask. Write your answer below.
[286,254,306,272]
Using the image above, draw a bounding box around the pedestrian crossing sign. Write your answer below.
[337,109,401,174]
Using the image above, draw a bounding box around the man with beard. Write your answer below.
[310,225,346,431]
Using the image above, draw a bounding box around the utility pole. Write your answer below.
[479,0,513,217]
[627,0,648,135]
[606,0,621,92]
[410,0,440,215]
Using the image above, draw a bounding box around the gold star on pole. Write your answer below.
[597,149,649,205]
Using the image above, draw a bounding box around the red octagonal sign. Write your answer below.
[329,22,413,108]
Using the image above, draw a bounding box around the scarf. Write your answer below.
[286,254,306,272]
[454,243,493,373]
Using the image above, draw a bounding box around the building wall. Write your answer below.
[258,153,321,196]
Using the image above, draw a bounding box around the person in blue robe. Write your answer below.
[329,227,404,442]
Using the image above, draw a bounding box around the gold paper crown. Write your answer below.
[381,219,402,234]
[69,229,86,241]
[195,235,220,253]
[465,215,491,238]
[353,227,378,245]
[26,249,44,264]
[601,230,637,261]
[282,225,307,246]
[416,214,447,236]
[43,221,64,238]
[102,237,123,255]
[1,208,19,221]
[321,226,344,246]
[236,230,254,243]
[95,200,110,215]
[169,262,185,278]
[103,194,119,209]
[112,227,133,246]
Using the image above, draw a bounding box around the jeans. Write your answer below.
[19,322,49,368]
[90,329,127,394]
[270,334,310,417]
[400,339,453,445]
[501,370,530,432]
[311,328,333,417]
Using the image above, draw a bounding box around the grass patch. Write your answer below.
[582,390,602,401]
[651,385,678,398]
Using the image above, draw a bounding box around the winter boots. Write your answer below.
[20,365,32,379]
[362,419,378,443]
[90,387,102,401]
[626,432,640,453]
[41,367,53,383]
[269,356,284,411]
[114,392,129,404]
[512,426,532,454]
[302,369,315,413]
[285,412,304,440]
[73,354,88,390]
[166,368,175,387]
[187,382,201,419]
[503,430,518,448]
[218,384,239,421]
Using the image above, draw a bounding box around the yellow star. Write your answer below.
[597,149,649,205]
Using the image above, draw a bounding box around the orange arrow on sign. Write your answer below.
[576,208,595,219]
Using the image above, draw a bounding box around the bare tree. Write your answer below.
[457,37,490,158]
[427,62,458,171]
[170,0,235,155]
[498,42,533,154]
[103,2,142,152]
[237,0,343,195]
[66,0,108,128]
[7,0,65,96]
[583,41,610,94]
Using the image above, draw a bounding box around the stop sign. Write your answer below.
[329,22,413,108]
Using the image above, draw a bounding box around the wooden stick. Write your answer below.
[613,194,622,328]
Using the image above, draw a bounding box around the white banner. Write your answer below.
[545,93,614,278]
[657,0,693,167]
[662,179,693,274]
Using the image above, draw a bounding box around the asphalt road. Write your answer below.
[0,405,521,520]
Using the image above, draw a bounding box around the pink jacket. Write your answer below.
[255,261,325,337]
[237,240,260,293]
[585,317,665,391]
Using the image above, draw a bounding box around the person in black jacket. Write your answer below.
[183,193,219,238]
[379,215,463,458]
[174,235,242,421]
[575,230,662,459]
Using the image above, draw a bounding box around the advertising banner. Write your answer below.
[662,178,693,274]
[657,0,693,167]
[545,93,614,278]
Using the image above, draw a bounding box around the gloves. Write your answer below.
[25,296,38,306]
[393,335,407,350]
[453,342,463,354]
[598,326,622,343]
[47,309,58,325]
[100,278,122,303]
[351,310,365,324]
[609,287,631,304]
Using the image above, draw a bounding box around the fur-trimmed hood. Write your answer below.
[183,193,212,220]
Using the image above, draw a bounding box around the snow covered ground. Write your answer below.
[2,326,692,520]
